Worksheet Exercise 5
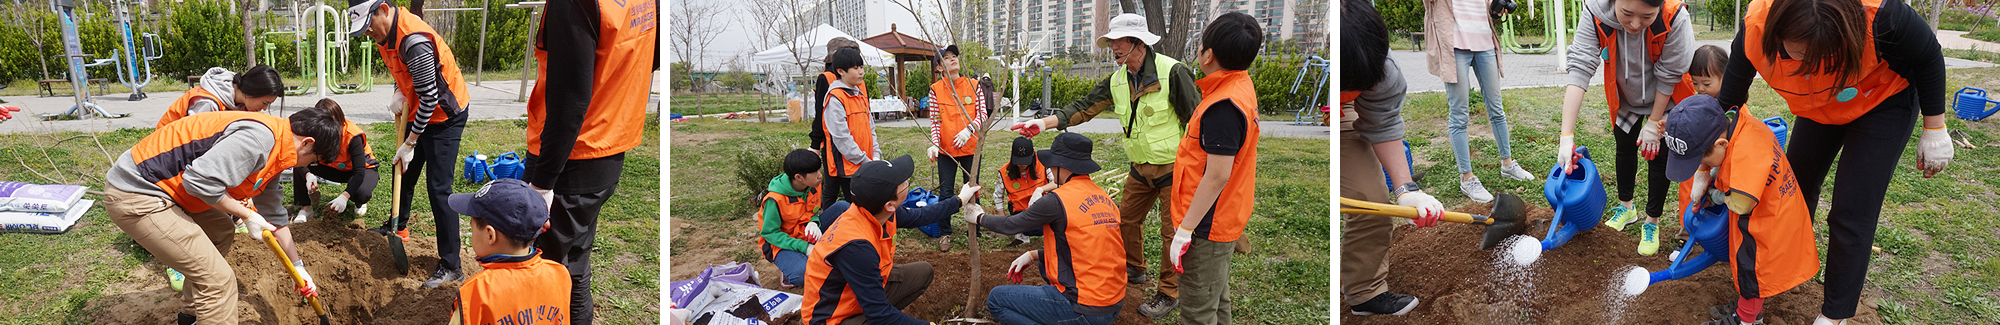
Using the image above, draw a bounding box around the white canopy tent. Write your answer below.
[752,24,896,68]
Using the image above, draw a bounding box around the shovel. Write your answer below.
[261,230,332,325]
[387,113,410,274]
[1339,193,1529,250]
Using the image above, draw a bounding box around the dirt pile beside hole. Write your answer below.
[1340,202,1884,324]
[87,219,480,325]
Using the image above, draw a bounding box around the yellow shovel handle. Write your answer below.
[1339,197,1494,225]
[262,230,328,315]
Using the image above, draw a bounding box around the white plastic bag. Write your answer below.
[0,199,93,234]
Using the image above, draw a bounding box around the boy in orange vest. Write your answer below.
[446,178,572,325]
[967,132,1127,325]
[1164,12,1263,325]
[1662,95,1818,325]
[821,48,881,213]
[760,149,826,288]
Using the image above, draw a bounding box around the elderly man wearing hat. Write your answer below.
[967,132,1127,325]
[924,44,989,252]
[349,0,473,289]
[803,155,964,325]
[1006,12,1202,317]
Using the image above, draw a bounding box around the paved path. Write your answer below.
[0,79,661,135]
[1393,39,1998,93]
[1936,30,2000,52]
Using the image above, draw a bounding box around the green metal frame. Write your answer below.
[260,2,375,98]
[1499,0,1582,54]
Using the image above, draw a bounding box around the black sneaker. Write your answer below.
[1349,292,1419,316]
[1702,304,1765,325]
[1127,266,1151,285]
[177,312,196,325]
[423,267,464,289]
[1137,292,1177,318]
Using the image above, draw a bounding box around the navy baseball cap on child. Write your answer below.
[447,179,550,241]
[1663,95,1731,182]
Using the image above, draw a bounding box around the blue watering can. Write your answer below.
[1649,196,1731,285]
[1954,87,2000,121]
[1541,146,1607,251]
[1763,116,1790,150]
[492,152,526,180]
[461,151,493,184]
[901,187,948,237]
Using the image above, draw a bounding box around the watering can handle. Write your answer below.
[1666,199,1705,269]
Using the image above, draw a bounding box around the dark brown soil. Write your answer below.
[85,219,479,325]
[1340,202,1884,324]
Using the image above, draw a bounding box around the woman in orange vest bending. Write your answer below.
[1554,0,1697,256]
[155,65,287,128]
[1716,0,1951,323]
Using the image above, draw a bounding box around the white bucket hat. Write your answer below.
[1096,13,1160,48]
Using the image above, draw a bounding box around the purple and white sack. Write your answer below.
[0,182,87,213]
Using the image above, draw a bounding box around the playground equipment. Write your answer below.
[1289,55,1330,125]
[46,0,128,119]
[1499,0,1582,54]
[261,1,375,99]
[1540,146,1606,251]
[106,0,163,101]
[1954,87,2000,121]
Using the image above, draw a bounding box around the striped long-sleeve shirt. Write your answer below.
[400,33,448,136]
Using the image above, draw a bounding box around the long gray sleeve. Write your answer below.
[1649,13,1695,96]
[1563,5,1606,90]
[1565,0,1693,111]
[823,85,872,165]
[180,121,277,207]
[1351,58,1409,145]
[187,98,222,115]
[978,194,1067,235]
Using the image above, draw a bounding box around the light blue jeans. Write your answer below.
[1446,49,1515,174]
[773,249,806,286]
[986,285,1118,325]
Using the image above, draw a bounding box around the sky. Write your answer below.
[672,0,942,71]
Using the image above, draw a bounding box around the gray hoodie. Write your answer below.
[1565,0,1694,121]
[188,67,241,114]
[822,79,880,167]
[105,120,291,225]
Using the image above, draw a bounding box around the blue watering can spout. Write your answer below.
[1542,146,1607,251]
[1648,198,1731,285]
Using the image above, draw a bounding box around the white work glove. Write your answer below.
[1557,134,1576,173]
[386,91,408,117]
[1008,119,1050,137]
[953,129,973,147]
[1687,169,1714,204]
[1169,226,1194,272]
[1030,171,1059,204]
[294,265,319,297]
[393,143,416,174]
[1397,191,1445,228]
[535,187,556,210]
[245,217,276,240]
[326,193,351,213]
[956,183,982,203]
[927,146,940,161]
[803,222,824,243]
[292,208,314,224]
[1917,126,1953,178]
[1006,250,1039,284]
[1639,118,1664,160]
[962,204,986,226]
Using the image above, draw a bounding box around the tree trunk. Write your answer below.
[1118,0,1136,13]
[1141,0,1167,44]
[1158,0,1192,59]
[242,1,256,67]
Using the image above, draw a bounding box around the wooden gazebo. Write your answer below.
[861,24,940,115]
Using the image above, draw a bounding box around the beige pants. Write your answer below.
[104,187,240,324]
[1120,163,1180,298]
[1339,137,1396,306]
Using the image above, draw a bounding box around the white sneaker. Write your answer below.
[1461,177,1495,203]
[1500,162,1539,181]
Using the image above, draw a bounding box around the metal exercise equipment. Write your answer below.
[47,0,128,119]
[262,1,375,98]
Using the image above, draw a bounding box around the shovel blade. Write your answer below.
[1479,193,1530,250]
[388,234,409,274]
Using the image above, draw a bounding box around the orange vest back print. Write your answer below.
[1743,0,1907,125]
[931,77,984,157]
[822,87,876,177]
[378,8,471,125]
[757,188,820,260]
[999,160,1048,214]
[157,87,226,128]
[1594,0,1689,118]
[1171,70,1261,242]
[133,112,297,213]
[455,252,572,325]
[803,205,897,325]
[1712,108,1818,299]
[325,121,379,171]
[528,0,658,160]
[1045,175,1127,310]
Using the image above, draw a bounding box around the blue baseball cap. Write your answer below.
[448,179,549,241]
[1663,95,1731,182]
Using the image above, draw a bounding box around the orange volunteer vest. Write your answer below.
[132,112,297,213]
[757,188,821,260]
[821,87,876,177]
[527,0,658,160]
[1670,73,1702,105]
[1742,0,1908,125]
[803,205,899,325]
[931,76,983,157]
[377,7,471,128]
[156,87,228,128]
[1043,175,1127,311]
[456,251,572,325]
[1595,0,1694,118]
[1712,108,1819,299]
[324,121,379,171]
[1171,70,1261,242]
[999,159,1048,214]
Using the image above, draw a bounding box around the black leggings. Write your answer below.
[932,154,977,234]
[1613,121,1669,219]
[820,176,850,210]
[1788,89,1919,319]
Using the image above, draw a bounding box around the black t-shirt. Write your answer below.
[1198,99,1249,156]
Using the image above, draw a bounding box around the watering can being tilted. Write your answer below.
[1540,146,1607,251]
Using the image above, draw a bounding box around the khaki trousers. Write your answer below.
[1120,163,1180,298]
[104,187,240,324]
[1339,137,1396,306]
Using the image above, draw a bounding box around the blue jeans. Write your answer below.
[773,249,806,286]
[986,285,1117,325]
[1446,49,1515,174]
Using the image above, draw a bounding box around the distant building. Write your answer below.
[953,0,1327,55]
[799,0,947,42]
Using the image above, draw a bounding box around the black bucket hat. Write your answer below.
[1037,133,1101,175]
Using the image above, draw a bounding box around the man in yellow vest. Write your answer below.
[1007,12,1201,319]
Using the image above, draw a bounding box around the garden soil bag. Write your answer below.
[0,199,93,233]
[0,182,87,213]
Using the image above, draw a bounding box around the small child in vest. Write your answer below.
[447,179,573,325]
[1165,12,1264,325]
[760,149,826,288]
[1663,95,1819,325]
[1656,44,1729,244]
[997,136,1047,246]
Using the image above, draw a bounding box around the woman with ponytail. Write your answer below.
[155,64,287,128]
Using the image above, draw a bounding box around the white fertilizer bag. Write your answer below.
[0,199,93,234]
[0,182,87,213]
[687,280,804,325]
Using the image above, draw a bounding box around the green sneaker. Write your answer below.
[168,268,185,291]
[1605,205,1639,231]
[1638,222,1661,256]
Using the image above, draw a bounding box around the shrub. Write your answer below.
[1374,0,1425,34]
[731,136,794,216]
[449,0,533,72]
[159,0,246,79]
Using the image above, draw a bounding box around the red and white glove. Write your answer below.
[1008,119,1049,137]
[1639,118,1664,160]
[1169,226,1194,272]
[0,105,22,123]
[804,222,823,243]
[1397,191,1445,228]
[1687,169,1714,204]
[393,143,416,174]
[926,146,940,161]
[294,265,319,297]
[1007,250,1039,284]
[953,129,973,147]
[1557,134,1577,173]
[246,218,277,240]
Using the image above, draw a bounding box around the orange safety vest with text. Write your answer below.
[822,87,876,177]
[132,112,297,213]
[157,87,228,128]
[1171,70,1261,242]
[999,159,1048,214]
[455,251,572,325]
[1595,0,1696,118]
[324,121,379,171]
[377,7,471,128]
[931,76,984,157]
[1675,108,1819,299]
[803,204,898,325]
[1742,0,1907,125]
[1044,175,1127,311]
[527,0,658,160]
[757,188,820,260]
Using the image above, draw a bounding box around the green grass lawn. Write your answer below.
[1398,67,2000,323]
[666,116,1330,324]
[0,115,660,324]
[669,93,785,117]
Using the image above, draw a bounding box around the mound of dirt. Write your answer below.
[736,239,1157,324]
[86,219,480,325]
[1340,202,1884,324]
